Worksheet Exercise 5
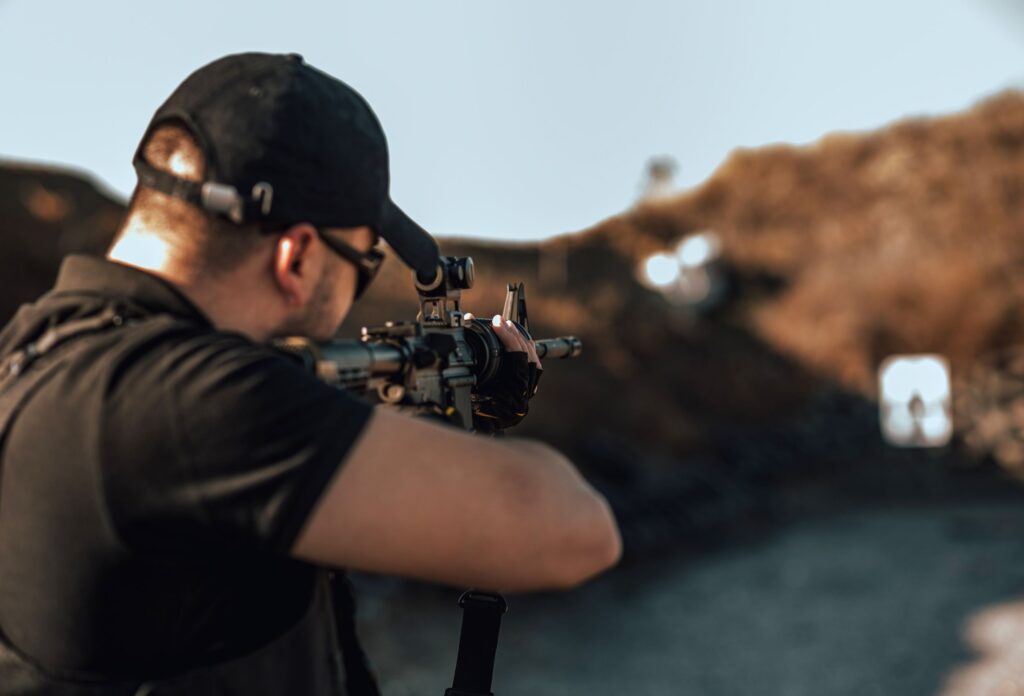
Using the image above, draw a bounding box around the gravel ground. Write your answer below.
[353,501,1024,696]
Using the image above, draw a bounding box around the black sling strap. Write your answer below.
[445,591,508,696]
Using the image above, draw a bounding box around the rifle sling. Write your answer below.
[446,590,508,696]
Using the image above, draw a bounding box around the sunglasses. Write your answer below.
[316,230,386,299]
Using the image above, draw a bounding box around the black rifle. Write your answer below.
[278,256,581,431]
[278,256,582,696]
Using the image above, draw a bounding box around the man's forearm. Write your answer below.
[293,408,621,592]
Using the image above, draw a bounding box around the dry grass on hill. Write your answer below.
[601,92,1024,397]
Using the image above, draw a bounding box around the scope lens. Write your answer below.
[460,257,475,288]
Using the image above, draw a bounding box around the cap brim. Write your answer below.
[378,200,440,280]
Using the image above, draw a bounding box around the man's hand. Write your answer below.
[464,313,543,433]
[466,313,542,371]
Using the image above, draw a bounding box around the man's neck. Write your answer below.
[107,229,275,342]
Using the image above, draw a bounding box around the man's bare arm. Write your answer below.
[291,407,622,592]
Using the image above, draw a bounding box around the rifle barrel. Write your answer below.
[535,336,582,359]
[316,340,406,377]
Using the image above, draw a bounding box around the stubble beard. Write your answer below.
[274,269,343,341]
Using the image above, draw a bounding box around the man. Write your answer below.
[0,53,620,694]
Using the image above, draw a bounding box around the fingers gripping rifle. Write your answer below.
[278,256,582,431]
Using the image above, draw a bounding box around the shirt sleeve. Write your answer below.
[103,329,373,555]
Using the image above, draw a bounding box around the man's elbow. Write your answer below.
[499,439,623,592]
[548,495,623,590]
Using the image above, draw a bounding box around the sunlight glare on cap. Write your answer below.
[167,151,194,178]
[642,253,681,288]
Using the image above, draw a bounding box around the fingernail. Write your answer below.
[492,315,502,327]
[505,320,513,328]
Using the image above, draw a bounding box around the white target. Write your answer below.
[879,355,953,447]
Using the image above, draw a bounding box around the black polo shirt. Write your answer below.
[0,255,372,679]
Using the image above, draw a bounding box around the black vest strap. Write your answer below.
[328,572,381,696]
[0,307,123,385]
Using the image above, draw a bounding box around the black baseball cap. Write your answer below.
[133,51,440,281]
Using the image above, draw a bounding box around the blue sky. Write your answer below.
[1,1,1022,241]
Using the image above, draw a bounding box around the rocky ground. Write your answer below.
[355,495,1024,696]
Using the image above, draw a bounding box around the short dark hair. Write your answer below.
[119,120,269,276]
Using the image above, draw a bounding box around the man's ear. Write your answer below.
[273,223,319,306]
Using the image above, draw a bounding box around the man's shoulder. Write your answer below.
[4,301,319,440]
[97,317,372,555]
[113,316,289,374]
[95,317,324,419]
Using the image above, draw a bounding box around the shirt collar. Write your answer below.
[53,255,213,326]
